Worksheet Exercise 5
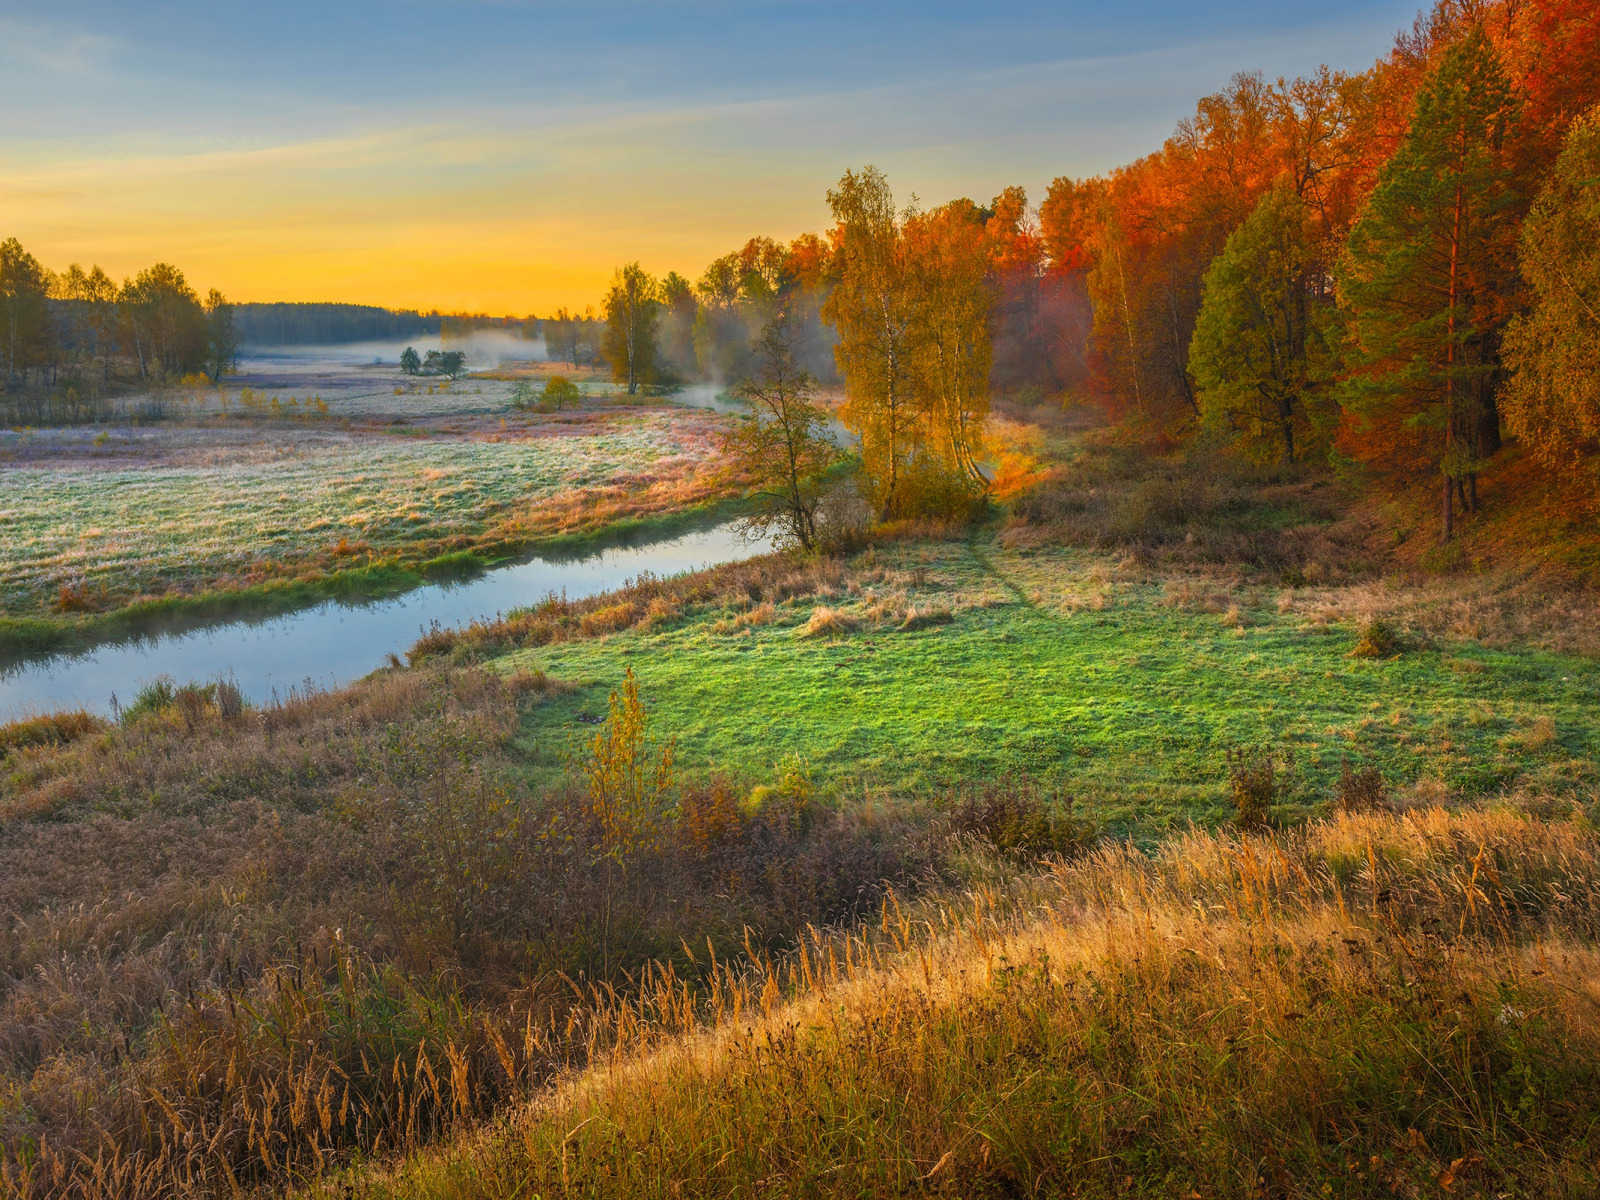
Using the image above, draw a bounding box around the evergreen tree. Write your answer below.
[1189,186,1337,465]
[1334,27,1521,541]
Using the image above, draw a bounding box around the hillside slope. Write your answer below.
[331,807,1600,1199]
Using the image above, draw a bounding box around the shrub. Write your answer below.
[119,676,177,723]
[1337,760,1390,812]
[1351,618,1402,658]
[1225,744,1288,830]
[948,778,1094,859]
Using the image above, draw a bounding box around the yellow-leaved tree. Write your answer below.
[824,167,991,519]
[580,667,675,973]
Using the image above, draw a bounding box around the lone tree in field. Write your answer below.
[721,306,845,552]
[400,346,421,374]
[1189,186,1336,465]
[602,263,659,394]
[424,348,466,379]
[1501,104,1600,486]
[1334,27,1521,541]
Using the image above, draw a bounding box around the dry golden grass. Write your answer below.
[408,553,849,662]
[0,660,940,1200]
[1291,568,1600,659]
[797,605,857,639]
[324,807,1600,1200]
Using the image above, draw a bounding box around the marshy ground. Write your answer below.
[0,358,746,656]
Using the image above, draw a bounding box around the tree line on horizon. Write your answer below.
[0,252,241,401]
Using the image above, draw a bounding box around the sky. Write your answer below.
[1,1,1422,314]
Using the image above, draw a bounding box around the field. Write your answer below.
[0,357,743,654]
[488,533,1600,829]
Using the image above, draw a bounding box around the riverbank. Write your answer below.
[0,498,747,666]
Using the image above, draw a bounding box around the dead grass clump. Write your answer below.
[504,667,576,699]
[800,605,857,639]
[1160,578,1231,613]
[0,710,106,758]
[579,601,640,637]
[898,605,953,632]
[1512,714,1559,750]
[734,601,776,628]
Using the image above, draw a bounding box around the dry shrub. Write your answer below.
[0,710,106,758]
[640,595,680,629]
[800,605,856,639]
[53,583,96,613]
[1337,760,1390,812]
[579,601,639,637]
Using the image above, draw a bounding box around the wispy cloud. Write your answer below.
[0,16,119,78]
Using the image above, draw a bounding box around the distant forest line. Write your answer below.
[234,304,543,347]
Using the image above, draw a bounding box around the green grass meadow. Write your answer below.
[499,536,1600,830]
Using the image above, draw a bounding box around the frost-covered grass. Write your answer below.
[0,410,732,616]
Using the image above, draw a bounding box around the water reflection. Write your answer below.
[0,522,771,719]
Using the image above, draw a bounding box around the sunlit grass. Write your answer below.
[498,535,1600,828]
[324,807,1600,1199]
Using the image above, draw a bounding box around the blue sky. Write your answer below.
[1,1,1422,310]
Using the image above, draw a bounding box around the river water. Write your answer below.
[0,522,770,720]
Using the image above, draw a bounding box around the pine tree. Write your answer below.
[1334,27,1521,541]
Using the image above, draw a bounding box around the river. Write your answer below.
[0,522,771,720]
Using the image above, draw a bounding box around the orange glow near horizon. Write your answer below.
[2,123,839,314]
